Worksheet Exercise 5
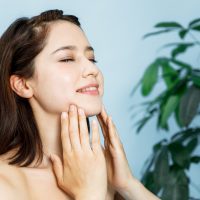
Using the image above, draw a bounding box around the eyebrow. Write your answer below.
[51,45,94,55]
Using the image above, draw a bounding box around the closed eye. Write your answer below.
[60,58,74,63]
[89,58,98,63]
[59,58,98,63]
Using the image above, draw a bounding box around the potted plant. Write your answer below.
[131,18,200,200]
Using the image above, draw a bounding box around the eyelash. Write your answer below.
[60,58,98,63]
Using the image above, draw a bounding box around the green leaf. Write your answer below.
[191,71,200,87]
[171,43,194,58]
[170,78,187,96]
[160,42,194,50]
[179,29,189,39]
[157,79,186,129]
[192,25,200,31]
[153,139,168,153]
[143,29,173,39]
[154,146,169,187]
[158,101,169,130]
[170,167,189,184]
[189,18,200,27]
[155,22,183,29]
[169,142,190,168]
[190,156,200,163]
[144,21,184,39]
[175,105,183,128]
[142,154,156,174]
[179,85,200,127]
[135,115,152,133]
[160,95,180,128]
[187,138,198,154]
[160,61,178,88]
[162,170,189,200]
[170,59,192,70]
[162,184,189,200]
[141,61,159,96]
[141,171,161,194]
[171,128,200,144]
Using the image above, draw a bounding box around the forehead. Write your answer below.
[44,21,90,52]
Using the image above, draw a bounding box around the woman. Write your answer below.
[0,9,160,200]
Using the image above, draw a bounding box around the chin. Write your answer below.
[78,101,102,117]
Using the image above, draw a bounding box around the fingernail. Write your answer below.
[78,108,84,115]
[62,112,68,119]
[70,105,75,112]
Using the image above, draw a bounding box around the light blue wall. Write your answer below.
[0,0,199,197]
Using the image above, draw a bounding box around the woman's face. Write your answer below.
[29,21,104,116]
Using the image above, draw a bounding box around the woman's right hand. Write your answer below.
[50,105,107,200]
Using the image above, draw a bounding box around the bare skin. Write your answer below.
[0,105,114,200]
[0,104,160,200]
[0,161,72,200]
[0,21,160,200]
[0,21,113,200]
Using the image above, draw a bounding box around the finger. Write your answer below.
[61,112,71,153]
[69,105,81,151]
[96,114,108,139]
[50,154,64,187]
[101,144,106,157]
[100,104,109,124]
[91,119,101,153]
[104,136,109,149]
[107,116,121,147]
[78,108,91,150]
[97,105,110,141]
[109,117,121,140]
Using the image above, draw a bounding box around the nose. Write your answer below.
[82,58,99,78]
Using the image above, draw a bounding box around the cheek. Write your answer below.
[32,69,78,113]
[98,71,104,97]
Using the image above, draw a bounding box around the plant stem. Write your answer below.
[189,32,200,46]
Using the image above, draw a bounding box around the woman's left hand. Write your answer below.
[97,105,134,194]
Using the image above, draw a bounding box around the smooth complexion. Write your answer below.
[10,20,104,168]
[1,20,106,199]
[0,20,161,200]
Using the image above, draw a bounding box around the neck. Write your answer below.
[36,112,62,168]
[32,109,63,169]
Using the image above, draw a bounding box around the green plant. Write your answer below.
[131,19,200,200]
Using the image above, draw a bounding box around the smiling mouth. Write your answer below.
[76,86,99,95]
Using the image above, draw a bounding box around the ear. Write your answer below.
[10,75,34,98]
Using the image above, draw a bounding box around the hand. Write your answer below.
[97,105,161,200]
[50,105,107,200]
[97,105,134,194]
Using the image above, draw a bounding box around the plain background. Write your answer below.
[0,0,199,197]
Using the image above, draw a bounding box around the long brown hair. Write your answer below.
[0,9,90,167]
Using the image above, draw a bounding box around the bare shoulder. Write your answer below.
[0,175,22,200]
[0,161,31,200]
[0,161,26,185]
